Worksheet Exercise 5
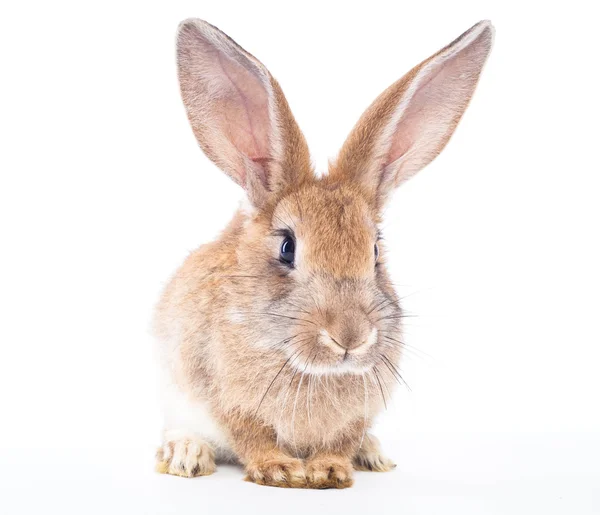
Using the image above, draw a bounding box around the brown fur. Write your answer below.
[154,19,493,488]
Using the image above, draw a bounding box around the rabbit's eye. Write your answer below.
[374,243,380,263]
[280,236,295,265]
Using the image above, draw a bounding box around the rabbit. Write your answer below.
[154,18,493,489]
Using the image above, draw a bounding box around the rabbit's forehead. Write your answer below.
[274,185,377,278]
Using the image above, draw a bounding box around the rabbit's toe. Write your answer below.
[245,455,306,488]
[305,455,354,489]
[155,437,216,477]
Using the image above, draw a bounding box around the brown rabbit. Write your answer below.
[154,18,493,488]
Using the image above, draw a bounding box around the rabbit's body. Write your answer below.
[155,190,397,462]
[154,18,493,488]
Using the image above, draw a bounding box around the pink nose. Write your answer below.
[335,331,366,351]
[320,309,375,353]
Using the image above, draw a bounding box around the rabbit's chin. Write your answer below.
[300,359,374,377]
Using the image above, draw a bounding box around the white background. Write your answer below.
[1,1,599,513]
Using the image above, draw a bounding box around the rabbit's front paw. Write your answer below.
[245,454,306,488]
[353,448,396,472]
[305,455,354,489]
[353,433,396,472]
[155,437,216,478]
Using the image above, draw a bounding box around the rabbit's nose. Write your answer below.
[340,325,378,353]
[319,327,378,355]
[319,310,378,355]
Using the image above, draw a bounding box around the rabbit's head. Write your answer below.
[176,19,493,375]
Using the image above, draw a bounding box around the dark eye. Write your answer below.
[280,236,295,265]
[374,243,380,263]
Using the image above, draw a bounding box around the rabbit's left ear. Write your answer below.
[177,19,312,207]
[329,20,494,209]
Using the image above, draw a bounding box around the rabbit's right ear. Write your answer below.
[177,19,312,207]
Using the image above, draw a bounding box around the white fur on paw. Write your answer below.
[155,438,216,477]
[353,448,396,472]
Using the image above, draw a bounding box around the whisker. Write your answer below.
[291,349,315,458]
[383,354,411,391]
[275,345,312,445]
[254,353,295,417]
[367,297,391,316]
[380,338,425,361]
[375,313,416,323]
[379,332,406,346]
[372,297,402,316]
[286,349,308,390]
[275,349,307,446]
[306,351,319,425]
[380,354,411,391]
[239,311,317,326]
[269,339,314,418]
[291,372,305,458]
[283,301,312,315]
[379,355,402,387]
[358,373,369,451]
[272,332,313,350]
[372,366,387,410]
[380,333,432,359]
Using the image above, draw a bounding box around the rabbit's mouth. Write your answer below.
[287,329,381,377]
[318,327,378,358]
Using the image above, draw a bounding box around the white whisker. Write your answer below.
[290,371,305,458]
[359,372,368,451]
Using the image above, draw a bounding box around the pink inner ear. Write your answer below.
[180,24,274,187]
[385,33,489,180]
[210,50,271,185]
[179,20,313,200]
[385,60,457,167]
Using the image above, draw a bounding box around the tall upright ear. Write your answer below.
[177,19,313,206]
[329,20,494,209]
